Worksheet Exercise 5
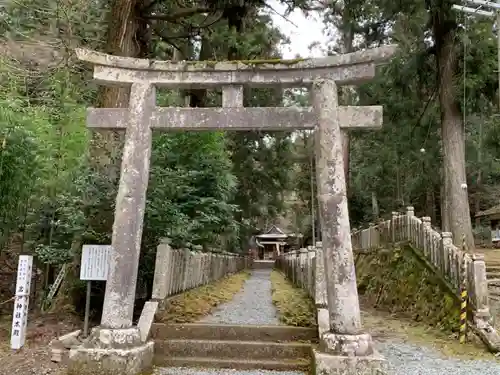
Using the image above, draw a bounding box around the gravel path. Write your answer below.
[378,341,500,375]
[199,269,281,325]
[156,369,303,375]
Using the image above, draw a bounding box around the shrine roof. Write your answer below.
[476,204,500,218]
[256,225,288,239]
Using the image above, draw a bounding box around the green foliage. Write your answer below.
[287,0,500,230]
[147,131,239,248]
[0,57,89,259]
[0,0,299,317]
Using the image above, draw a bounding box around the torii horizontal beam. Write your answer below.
[87,106,383,131]
[75,45,397,88]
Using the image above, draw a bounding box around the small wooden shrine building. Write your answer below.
[254,225,300,260]
[476,204,500,246]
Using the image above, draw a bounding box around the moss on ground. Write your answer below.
[157,271,250,323]
[356,245,460,334]
[270,269,316,328]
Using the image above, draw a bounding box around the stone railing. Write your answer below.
[351,206,499,350]
[351,207,486,309]
[275,246,317,298]
[275,242,329,335]
[151,239,251,301]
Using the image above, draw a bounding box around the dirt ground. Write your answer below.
[0,312,81,375]
[0,272,251,375]
[361,305,497,360]
[476,248,500,264]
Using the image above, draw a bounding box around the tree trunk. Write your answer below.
[440,164,450,231]
[433,16,475,250]
[84,0,150,241]
[475,121,483,226]
[371,191,379,221]
[91,0,149,181]
[426,187,437,223]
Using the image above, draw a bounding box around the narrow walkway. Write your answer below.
[199,269,281,325]
[158,369,303,375]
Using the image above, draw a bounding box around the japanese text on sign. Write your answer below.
[80,245,112,281]
[11,255,33,350]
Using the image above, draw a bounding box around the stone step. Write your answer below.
[154,339,312,361]
[151,323,318,343]
[488,289,500,297]
[486,278,500,288]
[486,266,500,272]
[486,272,500,279]
[154,356,310,371]
[487,284,500,301]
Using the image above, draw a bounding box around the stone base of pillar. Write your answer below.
[319,332,375,356]
[314,332,386,374]
[317,308,330,337]
[472,312,500,352]
[313,349,387,375]
[68,327,154,375]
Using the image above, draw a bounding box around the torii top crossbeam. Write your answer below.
[75,45,397,88]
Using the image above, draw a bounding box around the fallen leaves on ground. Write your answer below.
[0,312,81,375]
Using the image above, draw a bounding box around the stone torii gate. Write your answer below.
[72,46,396,375]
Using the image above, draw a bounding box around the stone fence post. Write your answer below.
[391,211,398,244]
[368,222,375,248]
[314,241,329,337]
[469,254,490,321]
[441,232,457,289]
[151,244,249,303]
[308,246,316,298]
[421,216,431,260]
[406,206,414,241]
[151,239,172,300]
[299,248,308,288]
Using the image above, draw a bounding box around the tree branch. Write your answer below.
[143,7,212,22]
[152,24,202,41]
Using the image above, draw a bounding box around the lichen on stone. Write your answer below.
[183,57,307,68]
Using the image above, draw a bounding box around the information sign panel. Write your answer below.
[80,245,112,281]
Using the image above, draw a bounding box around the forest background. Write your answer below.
[0,0,498,314]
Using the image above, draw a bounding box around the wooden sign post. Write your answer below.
[80,245,112,337]
[11,255,33,350]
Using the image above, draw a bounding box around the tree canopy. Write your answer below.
[0,0,498,314]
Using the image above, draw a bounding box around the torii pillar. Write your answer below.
[312,79,387,373]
